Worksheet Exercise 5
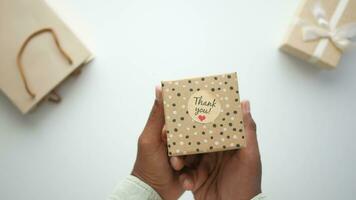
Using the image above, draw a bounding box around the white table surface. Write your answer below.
[1,0,356,199]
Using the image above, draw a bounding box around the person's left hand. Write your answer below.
[169,101,262,200]
[132,87,184,200]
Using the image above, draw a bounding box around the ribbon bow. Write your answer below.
[299,1,356,51]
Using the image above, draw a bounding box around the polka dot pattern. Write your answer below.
[161,72,246,156]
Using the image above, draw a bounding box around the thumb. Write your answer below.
[140,86,165,145]
[239,101,259,155]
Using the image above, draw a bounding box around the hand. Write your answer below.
[171,101,262,200]
[132,87,184,200]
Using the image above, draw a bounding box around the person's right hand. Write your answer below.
[170,101,262,200]
[131,87,184,200]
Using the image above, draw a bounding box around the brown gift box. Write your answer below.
[0,0,94,114]
[161,72,246,157]
[280,0,356,69]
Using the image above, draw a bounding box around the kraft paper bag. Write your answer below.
[0,0,94,114]
[161,72,246,156]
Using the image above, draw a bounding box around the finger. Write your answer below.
[179,173,194,191]
[240,100,260,155]
[161,126,167,144]
[140,86,165,144]
[241,100,257,144]
[170,154,202,171]
[178,160,210,191]
[170,156,185,171]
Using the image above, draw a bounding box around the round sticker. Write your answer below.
[187,90,221,124]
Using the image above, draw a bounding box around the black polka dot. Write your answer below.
[177,93,181,97]
[186,111,189,114]
[185,135,189,139]
[242,136,245,139]
[197,88,200,91]
[223,145,226,149]
[235,98,239,102]
[161,83,165,87]
[229,123,233,126]
[220,124,223,127]
[196,148,200,152]
[202,131,205,135]
[217,87,221,90]
[211,88,215,92]
[233,128,237,131]
[193,125,196,129]
[210,146,213,150]
[172,119,176,122]
[172,88,175,91]
[168,144,171,148]
[227,135,230,139]
[239,129,243,132]
[188,142,191,145]
[197,142,201,145]
[172,103,176,107]
[224,81,228,84]
[180,117,184,121]
[169,152,172,155]
[213,124,217,128]
[166,130,170,133]
[227,75,231,79]
[173,142,176,145]
[236,144,240,148]
[201,78,205,81]
[236,90,239,94]
[210,136,214,139]
[189,88,193,92]
[188,80,191,83]
[220,132,224,135]
[214,77,218,80]
[230,86,234,90]
[226,112,230,116]
[240,121,243,124]
[222,118,225,121]
[174,128,178,132]
[233,110,237,114]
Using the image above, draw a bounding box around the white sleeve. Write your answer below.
[107,175,162,200]
[251,193,267,200]
[108,175,265,200]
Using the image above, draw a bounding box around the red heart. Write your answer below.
[198,115,206,122]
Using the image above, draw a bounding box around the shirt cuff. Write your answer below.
[107,175,162,200]
[251,193,266,200]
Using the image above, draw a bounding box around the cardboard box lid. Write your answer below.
[0,0,93,114]
[161,72,246,156]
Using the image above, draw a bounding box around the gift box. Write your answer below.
[0,0,94,114]
[280,0,356,69]
[161,72,246,156]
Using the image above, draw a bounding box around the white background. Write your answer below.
[1,0,356,199]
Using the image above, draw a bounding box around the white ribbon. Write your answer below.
[298,0,356,63]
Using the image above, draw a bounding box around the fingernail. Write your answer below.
[170,157,179,170]
[183,179,193,190]
[242,101,250,114]
[155,86,161,101]
[170,157,177,165]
